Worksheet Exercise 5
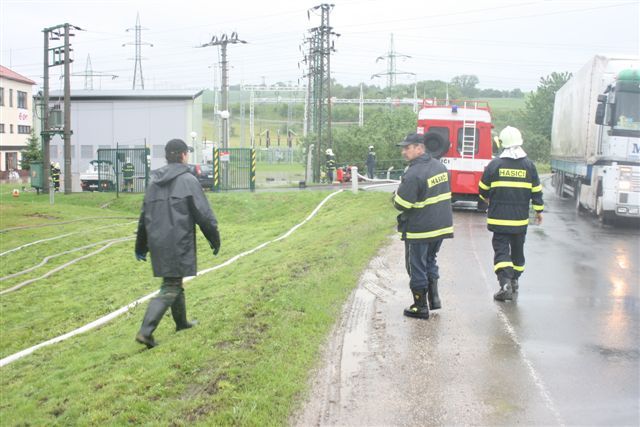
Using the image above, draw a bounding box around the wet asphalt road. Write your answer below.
[295,177,639,426]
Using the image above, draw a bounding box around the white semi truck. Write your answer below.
[551,55,640,223]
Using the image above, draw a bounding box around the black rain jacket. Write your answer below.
[135,163,219,277]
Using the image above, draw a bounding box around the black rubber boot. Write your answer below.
[404,288,429,319]
[136,298,169,348]
[493,277,513,302]
[510,278,519,293]
[428,278,441,310]
[171,291,198,332]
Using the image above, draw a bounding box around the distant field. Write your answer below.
[479,97,526,112]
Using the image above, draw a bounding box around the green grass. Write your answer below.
[480,97,526,113]
[0,185,396,425]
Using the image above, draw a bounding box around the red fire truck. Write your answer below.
[416,99,494,211]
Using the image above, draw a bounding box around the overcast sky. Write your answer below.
[1,0,638,94]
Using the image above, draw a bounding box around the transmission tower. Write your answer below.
[199,32,247,148]
[371,33,414,93]
[70,54,118,90]
[305,3,339,182]
[123,12,153,90]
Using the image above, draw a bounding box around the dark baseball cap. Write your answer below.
[164,139,192,154]
[396,133,424,147]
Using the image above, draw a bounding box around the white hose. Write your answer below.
[0,238,134,296]
[0,221,137,257]
[0,237,136,282]
[0,190,344,368]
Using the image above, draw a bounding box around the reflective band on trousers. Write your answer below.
[487,218,530,226]
[494,261,513,271]
[532,204,544,211]
[513,264,525,272]
[404,226,454,239]
[491,181,532,189]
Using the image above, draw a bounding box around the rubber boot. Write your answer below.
[428,278,441,310]
[171,291,198,332]
[404,288,429,319]
[135,298,169,348]
[511,278,519,293]
[493,277,513,302]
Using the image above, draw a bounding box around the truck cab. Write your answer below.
[417,99,493,211]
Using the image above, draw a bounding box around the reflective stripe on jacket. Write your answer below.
[393,153,454,242]
[479,156,543,234]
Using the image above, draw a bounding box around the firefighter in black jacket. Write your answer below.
[479,126,543,301]
[393,133,454,319]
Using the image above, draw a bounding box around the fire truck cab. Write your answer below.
[417,100,493,211]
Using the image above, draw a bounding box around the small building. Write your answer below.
[0,65,36,175]
[35,89,203,191]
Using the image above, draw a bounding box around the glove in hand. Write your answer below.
[135,251,147,262]
[211,227,221,255]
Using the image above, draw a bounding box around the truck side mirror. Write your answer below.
[595,103,605,125]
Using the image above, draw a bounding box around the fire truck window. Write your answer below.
[457,127,480,154]
[427,127,449,142]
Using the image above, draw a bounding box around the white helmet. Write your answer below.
[54,162,60,169]
[326,148,334,155]
[368,145,374,150]
[499,126,523,148]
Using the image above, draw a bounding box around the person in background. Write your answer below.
[50,162,60,192]
[393,133,454,319]
[325,148,336,183]
[479,126,543,301]
[366,145,376,179]
[134,139,221,348]
[122,158,135,192]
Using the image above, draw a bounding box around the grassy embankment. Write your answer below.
[0,185,396,425]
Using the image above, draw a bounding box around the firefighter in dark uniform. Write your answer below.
[50,162,61,192]
[479,126,543,301]
[393,133,454,319]
[325,148,336,183]
[122,158,135,192]
[366,145,376,179]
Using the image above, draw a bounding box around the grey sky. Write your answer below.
[1,0,638,93]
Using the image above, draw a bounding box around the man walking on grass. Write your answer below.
[134,139,221,348]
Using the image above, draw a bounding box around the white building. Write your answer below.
[35,89,203,191]
[0,65,36,173]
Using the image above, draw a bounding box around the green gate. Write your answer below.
[213,148,256,192]
[96,147,150,193]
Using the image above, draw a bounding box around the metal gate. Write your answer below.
[96,148,150,193]
[213,148,256,191]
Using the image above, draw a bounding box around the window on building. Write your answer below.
[18,125,31,134]
[0,87,4,106]
[10,124,13,133]
[0,124,4,133]
[6,152,18,170]
[152,145,165,159]
[81,145,94,159]
[17,91,27,109]
[9,89,13,107]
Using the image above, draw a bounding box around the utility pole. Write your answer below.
[42,23,81,194]
[200,32,247,148]
[306,4,339,182]
[123,12,153,90]
[371,33,414,96]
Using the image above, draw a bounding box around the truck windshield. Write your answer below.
[614,91,640,131]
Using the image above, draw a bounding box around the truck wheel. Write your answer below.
[575,181,584,212]
[596,195,614,225]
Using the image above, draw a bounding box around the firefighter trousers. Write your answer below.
[492,232,526,282]
[404,239,443,291]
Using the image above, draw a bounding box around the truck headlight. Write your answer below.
[618,180,631,191]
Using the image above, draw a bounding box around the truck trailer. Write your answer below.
[551,55,640,223]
